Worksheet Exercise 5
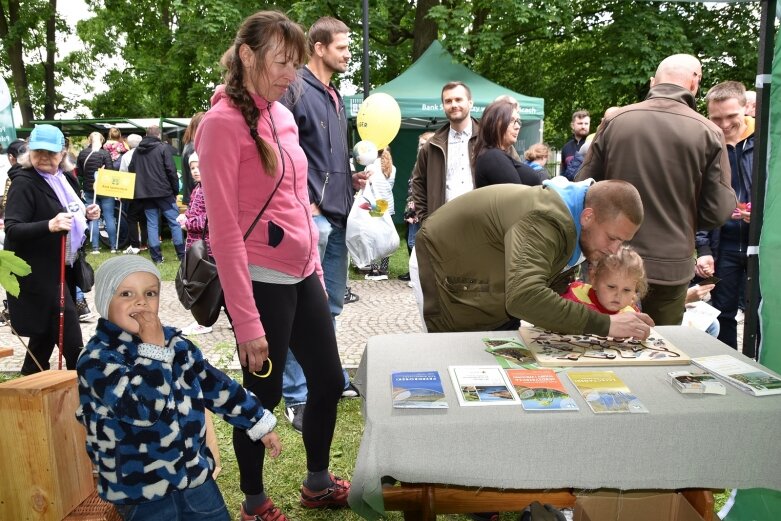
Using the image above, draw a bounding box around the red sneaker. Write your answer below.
[300,473,351,508]
[240,499,287,521]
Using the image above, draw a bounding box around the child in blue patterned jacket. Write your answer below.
[76,256,281,521]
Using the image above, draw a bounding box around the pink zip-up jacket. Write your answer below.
[195,86,321,344]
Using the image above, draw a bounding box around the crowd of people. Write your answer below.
[0,8,757,521]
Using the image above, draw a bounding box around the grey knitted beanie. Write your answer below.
[94,256,161,319]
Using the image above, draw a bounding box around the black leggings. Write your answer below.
[232,273,343,495]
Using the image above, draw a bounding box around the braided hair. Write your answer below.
[221,11,307,175]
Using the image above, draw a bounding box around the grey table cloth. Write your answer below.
[348,326,781,520]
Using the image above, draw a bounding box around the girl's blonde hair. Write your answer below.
[88,131,104,151]
[591,246,649,299]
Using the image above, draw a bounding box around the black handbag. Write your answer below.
[175,169,283,327]
[175,239,223,326]
[76,248,95,292]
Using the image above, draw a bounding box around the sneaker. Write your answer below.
[344,288,359,304]
[300,474,351,508]
[154,257,164,265]
[181,322,213,336]
[110,249,117,254]
[285,404,304,435]
[365,269,388,281]
[90,249,100,255]
[240,499,287,521]
[76,299,95,322]
[341,382,360,399]
[398,272,411,281]
[123,246,140,255]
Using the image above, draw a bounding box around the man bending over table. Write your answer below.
[414,178,654,339]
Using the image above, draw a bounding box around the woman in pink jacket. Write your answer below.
[195,11,348,521]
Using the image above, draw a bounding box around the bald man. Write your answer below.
[744,89,756,117]
[577,54,736,325]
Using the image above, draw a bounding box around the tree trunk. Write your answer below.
[0,0,34,126]
[44,0,57,119]
[412,0,439,61]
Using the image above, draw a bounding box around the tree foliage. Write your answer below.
[8,0,764,145]
[0,0,90,125]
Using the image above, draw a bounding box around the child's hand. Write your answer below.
[132,310,165,346]
[261,431,282,458]
[176,213,187,228]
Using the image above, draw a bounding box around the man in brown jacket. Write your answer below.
[576,54,736,325]
[411,81,479,221]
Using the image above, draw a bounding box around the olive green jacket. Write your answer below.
[415,184,610,335]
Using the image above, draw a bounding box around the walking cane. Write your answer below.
[57,232,66,369]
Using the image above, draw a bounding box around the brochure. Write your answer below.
[391,371,448,408]
[681,301,721,332]
[567,370,649,413]
[692,354,781,396]
[667,370,726,395]
[447,365,520,406]
[505,368,579,411]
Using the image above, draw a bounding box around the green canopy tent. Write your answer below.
[345,40,545,219]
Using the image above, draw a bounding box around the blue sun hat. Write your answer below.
[28,124,65,152]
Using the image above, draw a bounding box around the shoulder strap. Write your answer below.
[200,155,285,243]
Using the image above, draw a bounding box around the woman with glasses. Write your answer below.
[473,99,546,188]
[195,10,348,521]
[5,124,101,373]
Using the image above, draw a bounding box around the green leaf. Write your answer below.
[0,251,31,298]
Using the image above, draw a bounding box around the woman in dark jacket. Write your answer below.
[77,131,114,252]
[473,99,547,188]
[5,125,101,374]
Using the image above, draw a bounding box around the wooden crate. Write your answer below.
[0,370,94,521]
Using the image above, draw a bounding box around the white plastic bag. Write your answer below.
[346,175,400,268]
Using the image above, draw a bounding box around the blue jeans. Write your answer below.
[711,248,747,349]
[407,221,420,251]
[84,192,117,251]
[144,197,185,262]
[282,215,350,406]
[113,478,229,521]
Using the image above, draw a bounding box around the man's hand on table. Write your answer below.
[608,312,655,340]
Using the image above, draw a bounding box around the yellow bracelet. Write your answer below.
[251,358,272,378]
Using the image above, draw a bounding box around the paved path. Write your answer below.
[0,279,423,372]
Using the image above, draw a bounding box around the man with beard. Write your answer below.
[411,81,480,222]
[280,16,366,434]
[559,110,590,176]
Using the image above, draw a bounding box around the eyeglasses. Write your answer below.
[510,118,522,128]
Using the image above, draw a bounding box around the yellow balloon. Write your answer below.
[356,93,401,149]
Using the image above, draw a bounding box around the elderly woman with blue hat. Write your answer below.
[5,124,101,373]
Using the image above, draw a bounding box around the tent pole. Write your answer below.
[362,0,370,100]
[743,0,775,360]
